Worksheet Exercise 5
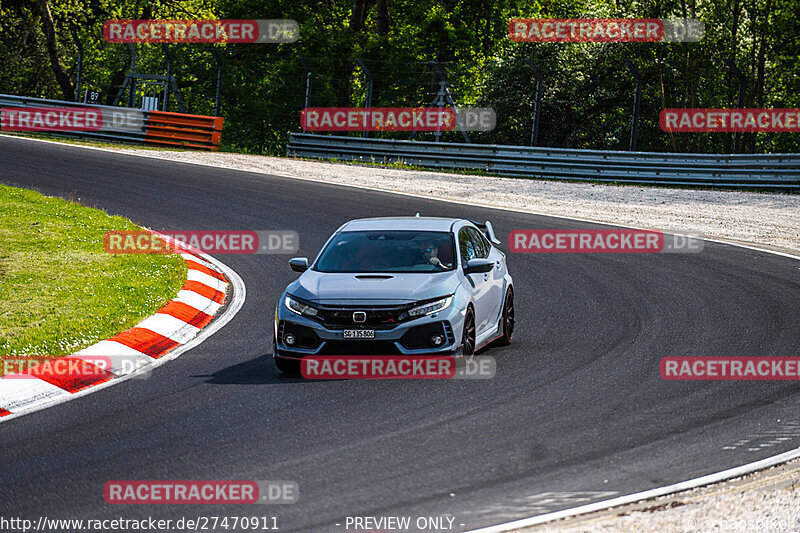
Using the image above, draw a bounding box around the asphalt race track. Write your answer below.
[1,135,799,532]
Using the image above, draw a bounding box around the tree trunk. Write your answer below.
[659,59,677,151]
[376,0,390,36]
[748,0,771,152]
[35,0,74,100]
[754,0,771,107]
[731,0,741,52]
[679,0,696,108]
[350,0,367,32]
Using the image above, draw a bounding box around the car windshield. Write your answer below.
[314,230,456,273]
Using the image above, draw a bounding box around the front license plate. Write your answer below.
[343,329,375,339]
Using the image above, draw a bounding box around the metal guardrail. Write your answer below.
[0,94,223,150]
[287,133,800,189]
[144,111,223,150]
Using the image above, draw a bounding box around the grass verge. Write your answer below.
[0,183,186,364]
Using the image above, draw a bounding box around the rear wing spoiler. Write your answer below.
[414,214,501,245]
[471,220,501,245]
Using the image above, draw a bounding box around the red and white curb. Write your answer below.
[0,244,245,423]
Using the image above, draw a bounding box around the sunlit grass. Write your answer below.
[0,183,186,362]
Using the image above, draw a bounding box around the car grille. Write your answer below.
[318,341,401,355]
[314,303,415,330]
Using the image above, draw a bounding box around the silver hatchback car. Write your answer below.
[273,216,514,373]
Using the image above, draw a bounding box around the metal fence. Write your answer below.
[287,133,800,189]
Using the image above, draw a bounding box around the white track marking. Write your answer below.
[69,341,154,375]
[0,378,71,413]
[186,268,228,291]
[180,252,214,268]
[174,289,223,315]
[135,315,201,344]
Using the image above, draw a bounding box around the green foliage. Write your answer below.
[1,0,798,153]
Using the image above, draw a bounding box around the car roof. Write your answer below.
[339,217,464,232]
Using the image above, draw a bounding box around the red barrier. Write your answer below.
[144,111,224,150]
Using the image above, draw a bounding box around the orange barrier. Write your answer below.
[144,111,224,150]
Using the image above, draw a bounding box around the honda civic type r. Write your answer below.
[273,216,514,373]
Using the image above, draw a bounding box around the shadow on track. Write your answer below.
[191,354,307,384]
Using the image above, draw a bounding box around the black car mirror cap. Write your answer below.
[464,258,494,275]
[289,257,309,272]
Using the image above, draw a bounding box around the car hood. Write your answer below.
[287,270,461,304]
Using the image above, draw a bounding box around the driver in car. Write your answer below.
[420,239,447,269]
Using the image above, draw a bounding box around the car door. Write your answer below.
[459,226,493,334]
[477,230,506,331]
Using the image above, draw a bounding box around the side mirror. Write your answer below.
[289,257,309,272]
[464,258,493,275]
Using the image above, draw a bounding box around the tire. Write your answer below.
[496,288,515,346]
[461,306,476,356]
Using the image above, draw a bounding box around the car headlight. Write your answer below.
[285,295,319,318]
[406,295,453,318]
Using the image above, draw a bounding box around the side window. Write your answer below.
[468,227,490,259]
[459,228,477,264]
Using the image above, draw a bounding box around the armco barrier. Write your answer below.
[286,133,800,189]
[0,94,223,150]
[144,111,223,150]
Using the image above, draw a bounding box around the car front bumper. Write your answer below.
[274,300,464,360]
